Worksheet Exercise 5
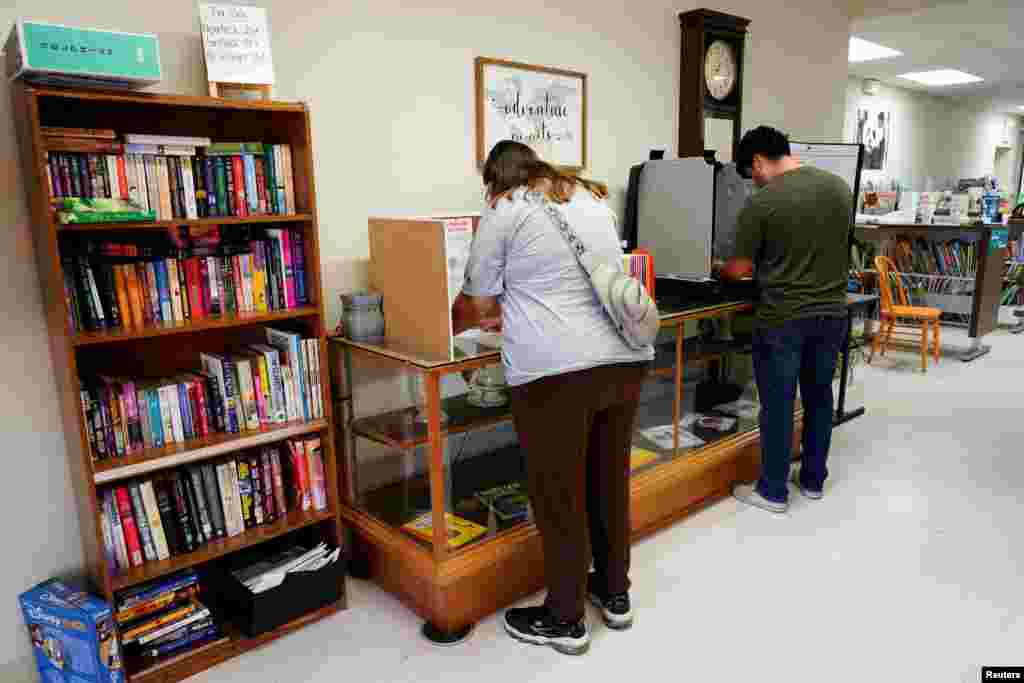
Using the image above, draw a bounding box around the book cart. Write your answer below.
[330,298,804,641]
[11,85,344,682]
[854,223,1010,361]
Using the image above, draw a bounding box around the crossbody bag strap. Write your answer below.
[529,191,595,275]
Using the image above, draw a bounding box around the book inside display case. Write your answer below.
[11,84,344,682]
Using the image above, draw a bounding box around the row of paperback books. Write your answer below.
[100,436,328,573]
[1003,262,1023,306]
[80,327,323,461]
[62,226,309,333]
[892,237,979,278]
[46,134,298,220]
[114,570,223,672]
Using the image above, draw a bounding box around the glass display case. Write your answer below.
[329,300,803,641]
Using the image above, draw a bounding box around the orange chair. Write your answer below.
[869,255,941,372]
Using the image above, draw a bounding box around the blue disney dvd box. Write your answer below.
[19,578,124,683]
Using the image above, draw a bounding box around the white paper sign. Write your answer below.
[199,4,275,85]
[443,218,474,307]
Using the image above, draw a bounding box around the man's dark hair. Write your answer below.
[736,126,791,179]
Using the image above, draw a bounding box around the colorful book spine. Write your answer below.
[280,229,297,308]
[231,156,247,217]
[292,230,307,305]
[187,467,214,542]
[115,487,144,567]
[177,382,194,440]
[270,448,287,518]
[200,464,226,539]
[237,459,255,528]
[288,440,312,511]
[243,154,259,214]
[307,439,326,511]
[139,481,170,561]
[249,456,265,525]
[106,489,130,572]
[129,484,159,562]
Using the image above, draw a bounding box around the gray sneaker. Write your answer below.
[733,483,788,513]
[791,470,824,500]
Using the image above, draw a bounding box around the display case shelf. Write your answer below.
[351,395,511,450]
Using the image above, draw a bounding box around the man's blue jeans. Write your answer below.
[752,315,849,503]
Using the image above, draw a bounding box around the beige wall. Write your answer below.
[844,76,1024,192]
[0,1,851,677]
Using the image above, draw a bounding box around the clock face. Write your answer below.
[705,40,737,101]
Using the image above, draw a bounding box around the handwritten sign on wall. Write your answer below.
[476,58,587,171]
[199,4,275,85]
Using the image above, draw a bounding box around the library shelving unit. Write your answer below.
[1007,218,1024,334]
[854,222,1010,361]
[10,84,344,682]
[330,298,803,641]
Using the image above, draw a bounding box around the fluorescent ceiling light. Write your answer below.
[898,69,983,86]
[849,37,903,63]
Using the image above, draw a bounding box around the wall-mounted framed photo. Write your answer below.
[475,57,588,171]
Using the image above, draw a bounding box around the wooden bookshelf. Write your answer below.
[11,84,344,682]
[111,508,335,591]
[56,213,315,232]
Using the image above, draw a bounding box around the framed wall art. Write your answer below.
[475,57,587,171]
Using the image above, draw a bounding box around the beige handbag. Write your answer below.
[539,196,659,350]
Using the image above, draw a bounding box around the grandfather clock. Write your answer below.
[679,9,750,160]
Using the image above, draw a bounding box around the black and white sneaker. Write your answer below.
[503,606,590,655]
[587,574,634,630]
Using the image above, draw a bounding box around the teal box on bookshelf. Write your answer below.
[5,21,161,88]
[19,578,125,683]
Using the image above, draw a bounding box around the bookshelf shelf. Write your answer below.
[93,419,329,484]
[73,307,320,347]
[30,85,308,113]
[110,508,335,591]
[129,601,343,683]
[11,84,343,682]
[55,213,315,233]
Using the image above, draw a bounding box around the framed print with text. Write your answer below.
[475,57,587,171]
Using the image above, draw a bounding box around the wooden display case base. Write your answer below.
[343,414,801,638]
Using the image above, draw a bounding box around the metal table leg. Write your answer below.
[833,307,865,427]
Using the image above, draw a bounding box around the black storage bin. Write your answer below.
[205,549,345,637]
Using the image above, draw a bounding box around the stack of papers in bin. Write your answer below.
[232,544,341,594]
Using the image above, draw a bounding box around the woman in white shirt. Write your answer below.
[452,141,653,655]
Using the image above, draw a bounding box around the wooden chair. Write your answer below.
[869,255,941,372]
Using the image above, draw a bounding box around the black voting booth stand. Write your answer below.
[624,143,870,427]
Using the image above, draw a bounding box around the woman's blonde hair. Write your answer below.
[482,140,608,205]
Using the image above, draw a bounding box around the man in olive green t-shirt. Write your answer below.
[720,126,851,514]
